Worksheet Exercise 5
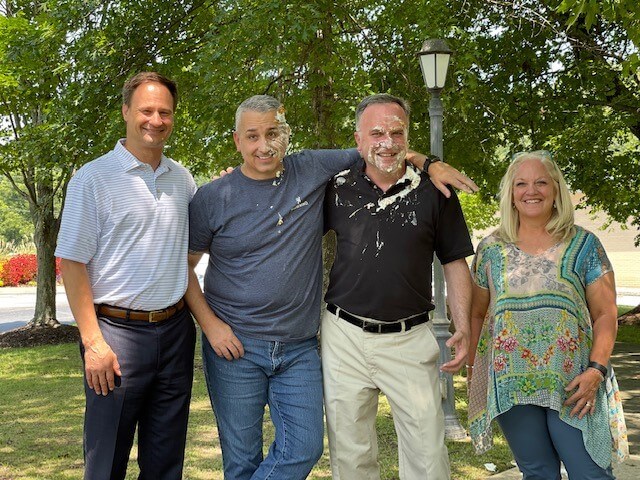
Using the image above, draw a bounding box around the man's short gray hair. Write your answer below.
[235,95,282,130]
[355,94,410,130]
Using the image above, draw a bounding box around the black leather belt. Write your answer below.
[95,299,185,323]
[327,304,429,334]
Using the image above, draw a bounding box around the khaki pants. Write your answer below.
[321,308,450,480]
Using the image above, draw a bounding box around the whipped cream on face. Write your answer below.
[363,116,408,175]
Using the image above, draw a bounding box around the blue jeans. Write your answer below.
[202,331,324,480]
[497,405,614,480]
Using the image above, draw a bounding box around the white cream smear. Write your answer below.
[271,106,291,186]
[291,196,309,211]
[376,166,420,212]
[365,115,408,175]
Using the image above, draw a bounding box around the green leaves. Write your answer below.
[0,0,638,244]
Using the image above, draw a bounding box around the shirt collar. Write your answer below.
[359,160,420,195]
[114,139,172,174]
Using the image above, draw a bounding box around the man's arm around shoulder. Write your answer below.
[406,151,479,197]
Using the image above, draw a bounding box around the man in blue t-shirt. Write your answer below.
[185,95,476,480]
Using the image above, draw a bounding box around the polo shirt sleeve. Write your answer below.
[433,188,474,264]
[189,183,215,253]
[55,174,99,264]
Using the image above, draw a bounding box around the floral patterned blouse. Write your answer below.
[468,226,628,469]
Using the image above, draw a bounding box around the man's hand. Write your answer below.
[440,330,469,373]
[202,319,245,361]
[428,161,479,198]
[212,166,235,180]
[83,338,121,396]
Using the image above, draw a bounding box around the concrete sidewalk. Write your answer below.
[486,342,640,479]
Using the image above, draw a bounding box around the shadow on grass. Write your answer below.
[1,336,516,480]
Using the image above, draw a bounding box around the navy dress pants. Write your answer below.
[80,307,196,480]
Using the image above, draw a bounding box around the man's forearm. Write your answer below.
[60,258,102,348]
[185,253,226,330]
[442,258,472,334]
[406,150,434,171]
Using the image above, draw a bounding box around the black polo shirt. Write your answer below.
[324,160,474,322]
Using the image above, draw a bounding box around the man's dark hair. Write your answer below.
[355,94,410,130]
[122,72,178,110]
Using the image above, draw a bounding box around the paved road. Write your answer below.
[0,286,74,332]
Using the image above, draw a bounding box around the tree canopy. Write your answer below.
[1,0,638,323]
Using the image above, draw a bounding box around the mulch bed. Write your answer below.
[619,305,640,326]
[0,323,79,348]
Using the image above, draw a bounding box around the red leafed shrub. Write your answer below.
[0,254,38,286]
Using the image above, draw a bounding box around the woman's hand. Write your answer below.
[564,368,603,419]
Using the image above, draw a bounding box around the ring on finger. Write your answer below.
[585,402,592,407]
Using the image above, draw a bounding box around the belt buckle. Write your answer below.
[363,322,383,333]
[148,309,165,322]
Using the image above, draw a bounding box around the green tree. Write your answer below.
[0,177,32,244]
[1,0,638,327]
[1,4,74,325]
[439,0,640,242]
[0,1,214,326]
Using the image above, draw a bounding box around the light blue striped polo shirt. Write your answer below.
[55,140,196,310]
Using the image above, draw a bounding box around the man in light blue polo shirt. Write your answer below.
[56,72,196,480]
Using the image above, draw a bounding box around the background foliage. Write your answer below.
[0,0,638,322]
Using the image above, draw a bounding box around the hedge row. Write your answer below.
[0,254,61,287]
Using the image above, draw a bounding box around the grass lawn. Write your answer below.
[0,331,518,480]
[617,305,640,344]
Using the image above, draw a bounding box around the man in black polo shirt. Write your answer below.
[322,93,474,480]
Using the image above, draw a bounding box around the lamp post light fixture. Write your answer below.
[418,38,467,440]
[418,39,452,92]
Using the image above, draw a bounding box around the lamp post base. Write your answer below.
[433,320,468,441]
[444,405,468,440]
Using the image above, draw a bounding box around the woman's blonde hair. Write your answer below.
[496,150,575,243]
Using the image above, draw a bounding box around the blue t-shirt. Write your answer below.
[189,148,360,341]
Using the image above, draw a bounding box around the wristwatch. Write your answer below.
[425,154,442,171]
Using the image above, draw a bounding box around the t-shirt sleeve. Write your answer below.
[434,188,475,264]
[582,232,613,286]
[54,174,99,264]
[295,148,361,180]
[189,184,215,253]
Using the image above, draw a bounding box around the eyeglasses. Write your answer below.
[511,149,553,161]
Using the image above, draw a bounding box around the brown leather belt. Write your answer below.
[95,299,185,323]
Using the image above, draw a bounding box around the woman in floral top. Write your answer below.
[467,151,628,479]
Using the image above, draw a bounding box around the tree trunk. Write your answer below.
[27,179,60,327]
[307,3,340,297]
